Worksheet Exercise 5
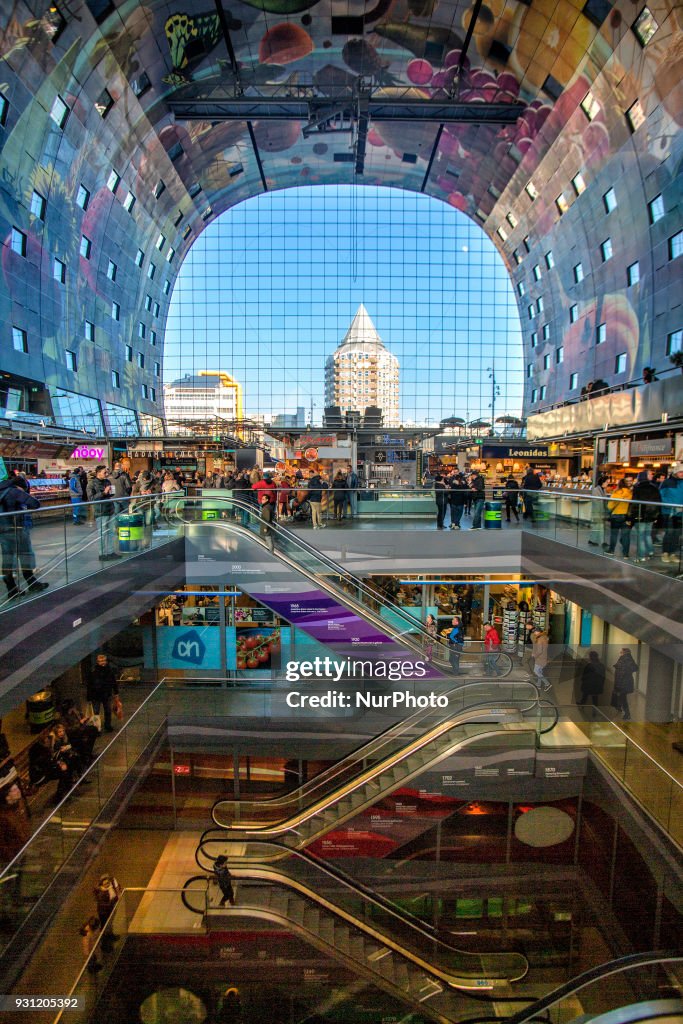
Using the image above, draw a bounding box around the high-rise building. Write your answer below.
[163,373,238,431]
[325,305,400,428]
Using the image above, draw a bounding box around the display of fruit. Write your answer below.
[235,628,281,670]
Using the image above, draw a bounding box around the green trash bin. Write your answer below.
[27,690,55,733]
[118,512,144,552]
[484,500,502,529]
[202,508,219,521]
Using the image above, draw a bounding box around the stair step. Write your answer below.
[287,898,306,924]
[318,916,335,944]
[303,906,319,931]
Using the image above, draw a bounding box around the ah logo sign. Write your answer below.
[171,629,206,665]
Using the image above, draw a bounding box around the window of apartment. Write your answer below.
[125,345,133,362]
[141,384,149,399]
[506,211,518,229]
[202,206,213,222]
[603,187,617,213]
[513,249,522,265]
[580,91,600,121]
[528,304,535,320]
[80,235,92,259]
[627,261,640,286]
[137,351,145,368]
[668,231,683,260]
[53,257,66,283]
[31,190,46,220]
[112,301,120,321]
[65,349,77,371]
[131,71,151,98]
[182,225,192,241]
[526,363,533,378]
[0,95,8,127]
[76,184,90,211]
[569,304,579,324]
[156,233,165,251]
[531,388,538,402]
[144,294,152,312]
[556,193,569,215]
[573,262,584,283]
[152,301,160,318]
[615,352,627,374]
[632,6,659,46]
[163,280,171,295]
[626,100,646,133]
[107,259,117,281]
[50,94,69,128]
[531,331,538,348]
[539,385,547,400]
[106,169,120,194]
[533,264,542,281]
[536,296,544,313]
[174,210,183,227]
[525,181,538,201]
[95,88,114,118]
[153,179,165,200]
[111,370,120,389]
[571,172,586,196]
[154,362,160,377]
[135,248,144,267]
[188,182,202,199]
[666,329,682,355]
[543,354,551,370]
[545,250,554,269]
[648,194,665,224]
[597,322,607,344]
[138,322,146,339]
[517,282,525,297]
[556,346,564,364]
[147,262,156,280]
[150,387,156,402]
[166,247,175,263]
[12,326,28,353]
[123,191,136,213]
[84,320,94,342]
[542,323,550,341]
[600,237,613,262]
[569,372,578,389]
[150,330,157,346]
[11,227,26,256]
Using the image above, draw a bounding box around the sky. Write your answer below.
[164,185,524,425]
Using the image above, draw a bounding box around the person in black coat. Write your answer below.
[610,649,638,721]
[87,654,119,733]
[631,469,661,562]
[579,651,605,713]
[433,474,448,529]
[521,466,542,521]
[503,475,520,523]
[447,474,468,530]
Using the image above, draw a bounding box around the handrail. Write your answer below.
[574,705,683,791]
[0,489,185,519]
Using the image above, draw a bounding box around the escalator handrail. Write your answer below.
[211,687,547,825]
[461,951,683,1023]
[211,705,536,835]
[170,493,473,666]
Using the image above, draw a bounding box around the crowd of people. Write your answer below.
[428,465,544,529]
[589,462,683,562]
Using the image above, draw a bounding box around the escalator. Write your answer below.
[169,494,513,679]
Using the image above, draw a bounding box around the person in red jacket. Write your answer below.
[252,474,276,510]
[483,622,502,676]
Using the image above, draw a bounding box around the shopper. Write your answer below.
[447,615,464,674]
[111,461,132,513]
[87,465,119,561]
[433,473,448,529]
[659,462,683,564]
[213,855,236,906]
[631,469,660,562]
[503,474,520,523]
[93,872,122,945]
[69,468,86,524]
[80,916,102,973]
[579,651,605,712]
[531,628,551,691]
[0,474,49,599]
[332,470,347,520]
[469,471,486,530]
[610,648,638,721]
[483,622,501,676]
[606,476,634,558]
[521,466,542,522]
[258,493,275,552]
[87,653,119,733]
[345,466,360,518]
[447,473,468,529]
[306,469,328,529]
[424,612,438,662]
[588,474,609,547]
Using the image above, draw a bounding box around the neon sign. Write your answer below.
[71,446,105,460]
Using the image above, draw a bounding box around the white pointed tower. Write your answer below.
[324,305,400,427]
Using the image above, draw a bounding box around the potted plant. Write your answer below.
[670,351,683,372]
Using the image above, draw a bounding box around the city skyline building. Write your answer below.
[163,373,238,432]
[325,305,400,428]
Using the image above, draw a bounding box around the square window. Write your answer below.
[153,179,165,200]
[556,346,564,364]
[615,352,627,374]
[150,330,157,346]
[528,304,535,320]
[517,282,525,296]
[12,326,28,353]
[523,236,531,253]
[150,387,156,402]
[600,238,613,261]
[556,193,569,215]
[53,257,66,283]
[86,0,115,23]
[153,301,160,318]
[580,92,600,121]
[0,95,8,126]
[597,322,606,344]
[533,264,542,281]
[107,259,117,281]
[506,211,518,228]
[84,320,94,341]
[144,294,152,312]
[582,0,612,28]
[572,172,586,195]
[31,190,46,219]
[95,88,114,118]
[106,169,120,194]
[574,262,584,283]
[156,233,165,251]
[626,100,646,133]
[202,206,213,221]
[545,250,554,269]
[543,354,551,370]
[542,323,550,341]
[570,304,579,323]
[111,370,120,389]
[531,389,538,403]
[627,261,640,286]
[65,349,77,371]
[526,363,533,378]
[138,322,146,339]
[188,183,202,198]
[163,279,171,295]
[131,71,151,98]
[154,362,160,377]
[11,227,26,256]
[76,184,90,210]
[167,141,183,162]
[569,372,578,390]
[125,345,133,362]
[50,94,69,128]
[123,191,136,213]
[668,231,683,260]
[603,187,617,213]
[182,225,192,240]
[648,194,664,224]
[112,301,120,321]
[633,7,658,46]
[147,262,156,280]
[166,247,175,263]
[525,181,538,200]
[539,385,547,400]
[141,384,148,399]
[137,351,145,368]
[666,329,683,355]
[135,248,144,267]
[80,235,92,259]
[513,249,522,265]
[537,296,544,313]
[531,331,538,348]
[174,210,183,227]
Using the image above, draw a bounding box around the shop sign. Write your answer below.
[630,437,673,458]
[303,447,318,461]
[275,461,286,472]
[71,446,105,460]
[296,435,336,447]
[480,444,549,459]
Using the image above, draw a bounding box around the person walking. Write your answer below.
[503,474,520,523]
[80,917,102,973]
[447,473,468,530]
[606,475,634,558]
[579,651,605,714]
[659,462,683,564]
[69,468,86,524]
[87,653,119,733]
[433,473,448,529]
[531,628,551,691]
[483,621,502,676]
[258,493,275,552]
[588,474,609,547]
[87,465,119,561]
[447,615,464,675]
[93,872,122,946]
[469,471,485,530]
[0,475,49,599]
[111,461,132,514]
[306,469,328,529]
[332,470,347,521]
[213,855,236,906]
[424,612,438,662]
[631,469,660,562]
[521,466,542,522]
[345,466,360,518]
[610,648,638,720]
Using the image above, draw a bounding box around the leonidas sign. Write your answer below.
[71,446,106,460]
